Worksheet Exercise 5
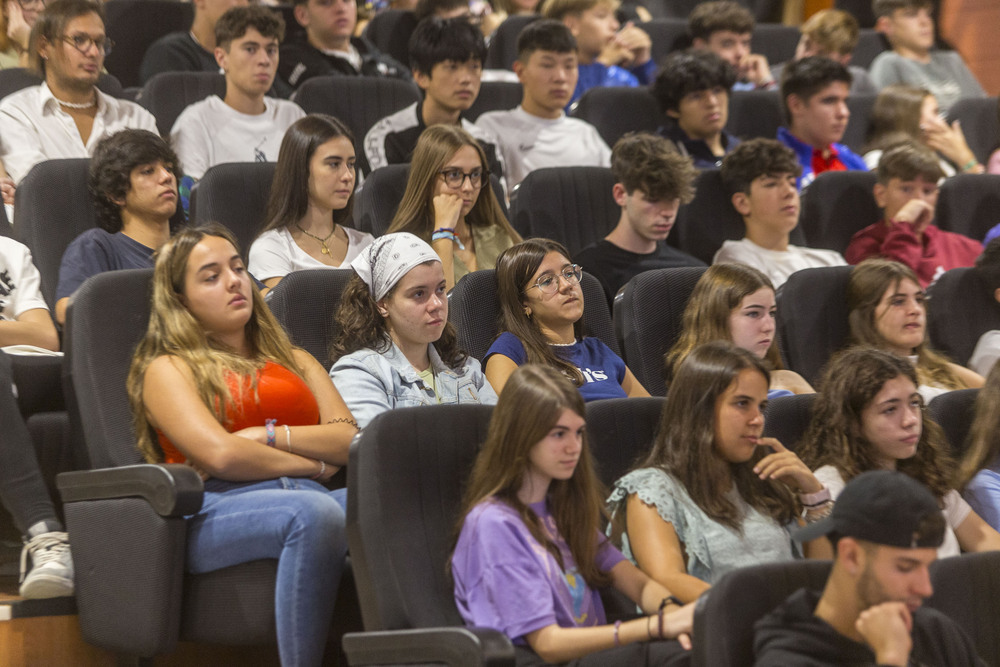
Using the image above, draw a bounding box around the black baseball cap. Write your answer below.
[793,470,946,548]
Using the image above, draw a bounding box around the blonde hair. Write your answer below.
[800,9,860,56]
[127,224,303,463]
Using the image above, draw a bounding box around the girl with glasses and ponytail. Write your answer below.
[387,124,520,291]
[484,238,649,401]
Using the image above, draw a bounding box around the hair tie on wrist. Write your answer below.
[613,619,622,646]
[431,228,466,250]
[265,418,276,447]
[311,460,326,480]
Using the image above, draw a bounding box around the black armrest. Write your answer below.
[57,463,203,517]
[343,627,515,666]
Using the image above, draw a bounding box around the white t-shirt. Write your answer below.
[170,95,305,179]
[815,465,971,559]
[475,106,611,189]
[0,83,158,184]
[969,330,1000,377]
[0,236,48,320]
[249,225,374,282]
[713,238,847,289]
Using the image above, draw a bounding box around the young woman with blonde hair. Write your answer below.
[484,238,648,400]
[665,263,812,397]
[386,124,520,290]
[847,259,982,401]
[452,363,694,666]
[799,346,1000,558]
[128,223,356,667]
[609,342,829,604]
[250,114,373,291]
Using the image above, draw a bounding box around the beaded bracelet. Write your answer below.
[962,158,980,173]
[311,460,326,480]
[265,418,277,447]
[432,227,466,250]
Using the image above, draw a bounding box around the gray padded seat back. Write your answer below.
[64,269,153,469]
[947,97,999,165]
[750,24,800,66]
[361,9,417,67]
[927,551,1000,666]
[927,388,979,460]
[726,90,783,141]
[585,397,662,488]
[291,76,421,175]
[448,269,618,363]
[762,393,816,451]
[798,170,880,253]
[934,173,1000,242]
[347,404,494,630]
[776,265,853,385]
[13,158,96,310]
[466,81,522,121]
[138,72,227,137]
[189,161,278,259]
[926,267,1000,366]
[842,93,876,153]
[571,86,662,148]
[692,560,832,666]
[510,166,618,256]
[614,266,707,396]
[850,28,887,66]
[643,18,690,65]
[267,268,354,369]
[103,0,195,89]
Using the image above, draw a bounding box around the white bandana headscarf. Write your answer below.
[350,232,440,301]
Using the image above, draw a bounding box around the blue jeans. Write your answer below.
[187,477,348,667]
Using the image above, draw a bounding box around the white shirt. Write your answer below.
[815,465,971,559]
[713,237,846,289]
[170,95,305,180]
[0,83,158,184]
[475,106,611,189]
[249,225,374,282]
[970,330,1000,378]
[0,236,48,320]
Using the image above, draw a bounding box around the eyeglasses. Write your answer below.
[437,167,488,190]
[527,265,582,295]
[61,33,114,56]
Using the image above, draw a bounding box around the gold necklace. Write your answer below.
[295,223,337,255]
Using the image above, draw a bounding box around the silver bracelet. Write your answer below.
[284,424,292,452]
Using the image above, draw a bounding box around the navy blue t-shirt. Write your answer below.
[55,229,155,302]
[484,332,628,402]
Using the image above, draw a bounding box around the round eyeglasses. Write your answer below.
[61,33,114,57]
[526,265,583,295]
[437,167,488,190]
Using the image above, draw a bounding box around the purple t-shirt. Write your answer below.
[451,497,626,644]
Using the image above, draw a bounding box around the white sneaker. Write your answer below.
[19,531,74,599]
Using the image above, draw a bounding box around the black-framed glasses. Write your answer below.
[527,265,582,295]
[61,33,114,56]
[437,167,488,189]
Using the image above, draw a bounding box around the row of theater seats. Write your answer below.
[54,264,1000,662]
[8,155,1000,323]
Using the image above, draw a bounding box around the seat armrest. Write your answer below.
[343,627,515,666]
[57,463,204,517]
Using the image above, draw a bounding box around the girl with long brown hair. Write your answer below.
[609,342,829,603]
[452,364,694,666]
[959,361,1000,531]
[128,224,356,666]
[847,259,982,400]
[484,238,648,400]
[799,346,1000,558]
[249,114,373,291]
[386,124,520,290]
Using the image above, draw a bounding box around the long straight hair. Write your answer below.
[454,364,611,587]
[259,114,355,236]
[639,341,799,531]
[957,361,1000,489]
[848,259,966,390]
[864,84,929,154]
[495,238,585,386]
[665,263,784,380]
[386,124,519,243]
[799,346,954,501]
[127,224,303,463]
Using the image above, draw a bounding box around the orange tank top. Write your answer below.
[157,361,320,464]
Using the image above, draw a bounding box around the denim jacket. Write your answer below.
[329,342,498,429]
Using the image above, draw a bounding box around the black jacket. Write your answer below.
[278,35,411,90]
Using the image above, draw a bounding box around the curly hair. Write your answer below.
[453,364,611,588]
[328,273,468,368]
[720,138,801,196]
[215,4,284,49]
[89,129,181,233]
[610,132,697,204]
[652,49,736,115]
[635,341,799,532]
[798,346,954,501]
